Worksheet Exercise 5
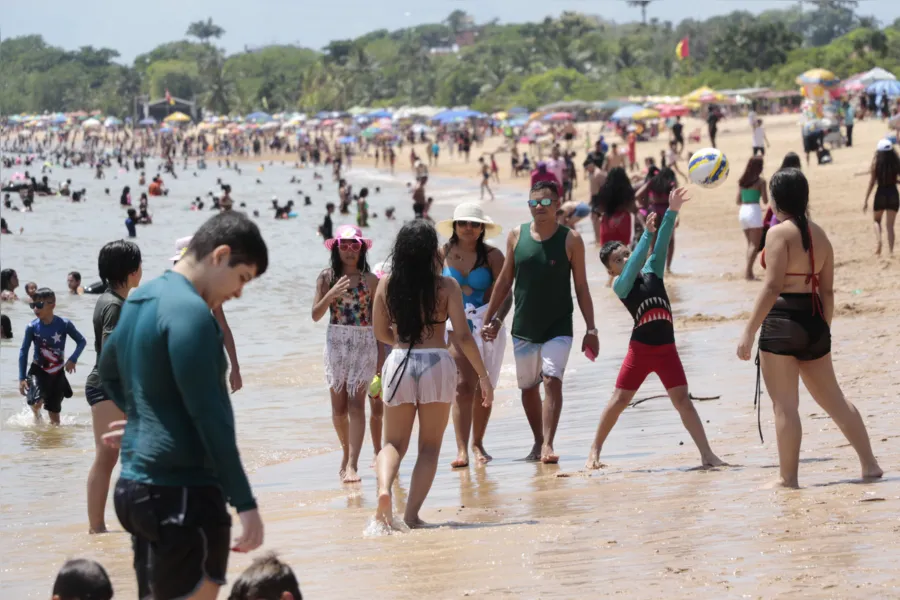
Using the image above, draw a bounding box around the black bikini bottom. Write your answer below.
[758,294,831,361]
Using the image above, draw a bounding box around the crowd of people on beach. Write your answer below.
[1,102,898,599]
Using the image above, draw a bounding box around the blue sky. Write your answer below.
[4,0,898,62]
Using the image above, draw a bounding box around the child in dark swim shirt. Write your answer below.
[125,209,137,237]
[18,288,87,423]
[587,187,722,470]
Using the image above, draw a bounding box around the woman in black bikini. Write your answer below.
[863,139,899,255]
[737,169,882,488]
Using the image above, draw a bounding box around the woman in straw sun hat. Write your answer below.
[311,224,381,484]
[437,203,511,468]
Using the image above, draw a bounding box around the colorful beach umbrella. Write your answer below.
[138,117,157,126]
[609,105,644,121]
[631,108,660,120]
[543,112,574,122]
[164,112,191,123]
[867,79,900,97]
[796,68,840,87]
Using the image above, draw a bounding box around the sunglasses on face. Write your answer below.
[338,240,362,252]
[528,198,554,208]
[30,301,49,309]
[455,220,483,229]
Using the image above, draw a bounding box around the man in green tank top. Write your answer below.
[482,180,599,463]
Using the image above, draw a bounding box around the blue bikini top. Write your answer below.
[443,265,492,308]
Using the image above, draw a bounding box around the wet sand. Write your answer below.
[2,114,900,598]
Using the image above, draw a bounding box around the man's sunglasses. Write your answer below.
[30,301,47,309]
[338,240,362,252]
[527,198,554,208]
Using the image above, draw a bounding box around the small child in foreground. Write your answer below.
[51,558,113,600]
[228,553,303,600]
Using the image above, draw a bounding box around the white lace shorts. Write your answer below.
[382,348,458,406]
[324,324,377,394]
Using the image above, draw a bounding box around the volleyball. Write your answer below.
[688,148,730,189]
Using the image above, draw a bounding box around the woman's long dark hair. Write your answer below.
[445,224,489,270]
[738,156,764,189]
[387,220,440,345]
[594,167,635,216]
[779,152,802,171]
[648,167,676,195]
[328,244,369,286]
[770,168,811,252]
[1,268,16,291]
[874,148,900,187]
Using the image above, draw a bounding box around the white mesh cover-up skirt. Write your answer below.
[382,348,458,406]
[324,324,377,394]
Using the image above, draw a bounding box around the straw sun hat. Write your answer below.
[436,203,502,239]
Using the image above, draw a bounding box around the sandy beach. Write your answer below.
[2,112,900,599]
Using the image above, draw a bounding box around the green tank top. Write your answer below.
[740,187,761,204]
[511,223,574,343]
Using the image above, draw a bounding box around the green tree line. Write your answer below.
[2,6,900,118]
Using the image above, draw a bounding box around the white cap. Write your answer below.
[170,236,192,262]
[877,138,893,152]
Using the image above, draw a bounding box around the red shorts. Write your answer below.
[615,341,687,391]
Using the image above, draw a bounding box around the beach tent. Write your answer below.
[856,67,896,85]
[164,112,191,123]
[867,79,900,97]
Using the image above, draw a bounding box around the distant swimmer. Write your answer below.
[589,188,724,470]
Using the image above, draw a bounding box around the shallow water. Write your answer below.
[1,155,898,598]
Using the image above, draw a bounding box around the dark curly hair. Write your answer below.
[386,220,440,345]
[593,167,635,216]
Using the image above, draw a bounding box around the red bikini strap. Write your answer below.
[805,226,822,316]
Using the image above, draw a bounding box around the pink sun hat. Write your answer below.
[324,224,373,251]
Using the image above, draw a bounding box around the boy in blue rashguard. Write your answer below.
[587,187,723,470]
[18,287,87,423]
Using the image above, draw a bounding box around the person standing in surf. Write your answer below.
[437,203,511,468]
[84,240,143,534]
[312,225,381,483]
[587,188,724,470]
[372,220,493,529]
[481,180,599,463]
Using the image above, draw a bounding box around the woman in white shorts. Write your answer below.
[372,220,494,530]
[735,156,768,280]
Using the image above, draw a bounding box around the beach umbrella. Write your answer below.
[82,118,101,128]
[697,92,726,104]
[660,105,690,118]
[366,109,392,119]
[867,79,900,97]
[543,112,574,122]
[159,126,174,133]
[104,116,122,127]
[609,104,644,121]
[260,122,280,130]
[164,111,191,123]
[138,117,157,126]
[796,68,840,87]
[338,136,357,144]
[631,108,660,120]
[50,113,67,124]
[246,111,272,123]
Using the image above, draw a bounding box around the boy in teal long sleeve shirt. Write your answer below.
[587,187,724,470]
[100,212,269,600]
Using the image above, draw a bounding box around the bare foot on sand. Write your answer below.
[862,462,884,480]
[762,478,800,490]
[451,450,469,469]
[541,444,559,464]
[524,442,542,462]
[375,490,393,528]
[585,449,606,470]
[472,443,492,465]
[342,465,361,483]
[702,453,728,468]
[88,525,108,535]
[404,516,428,529]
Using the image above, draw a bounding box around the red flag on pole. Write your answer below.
[676,37,690,60]
[165,89,174,105]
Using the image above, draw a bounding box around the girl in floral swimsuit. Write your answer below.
[312,225,382,484]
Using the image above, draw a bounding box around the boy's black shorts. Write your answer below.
[26,364,72,413]
[115,479,232,600]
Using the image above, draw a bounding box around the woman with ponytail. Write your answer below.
[737,168,882,488]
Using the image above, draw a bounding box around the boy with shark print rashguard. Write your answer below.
[586,187,725,470]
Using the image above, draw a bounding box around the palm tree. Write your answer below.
[186,19,225,44]
[625,1,657,25]
[201,51,235,114]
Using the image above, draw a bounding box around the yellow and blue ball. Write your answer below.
[688,148,729,189]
